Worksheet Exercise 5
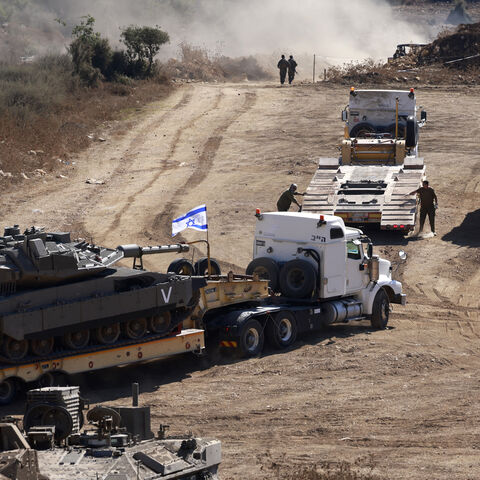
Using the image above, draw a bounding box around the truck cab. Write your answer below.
[247,211,402,307]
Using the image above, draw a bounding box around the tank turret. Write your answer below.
[0,225,204,363]
[0,225,124,292]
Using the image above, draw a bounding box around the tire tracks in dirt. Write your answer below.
[151,90,257,268]
[70,89,194,238]
[103,89,225,238]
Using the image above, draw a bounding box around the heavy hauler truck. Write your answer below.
[303,88,427,233]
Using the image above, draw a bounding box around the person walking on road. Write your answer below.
[408,180,438,235]
[277,54,289,85]
[277,183,304,211]
[288,55,297,84]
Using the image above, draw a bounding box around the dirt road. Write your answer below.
[2,81,479,479]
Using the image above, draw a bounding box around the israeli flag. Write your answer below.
[172,205,208,236]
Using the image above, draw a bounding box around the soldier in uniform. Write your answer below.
[277,184,304,211]
[408,180,438,235]
[288,55,297,84]
[277,55,289,85]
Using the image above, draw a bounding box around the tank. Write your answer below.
[0,225,206,363]
[0,385,221,480]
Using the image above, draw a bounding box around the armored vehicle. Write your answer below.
[0,384,221,479]
[0,225,206,363]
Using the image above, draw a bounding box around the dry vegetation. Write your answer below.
[164,43,273,82]
[326,21,480,85]
[0,54,172,184]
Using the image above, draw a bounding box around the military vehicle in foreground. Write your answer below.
[303,88,427,234]
[0,224,206,363]
[0,384,221,479]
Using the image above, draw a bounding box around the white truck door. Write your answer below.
[345,240,367,293]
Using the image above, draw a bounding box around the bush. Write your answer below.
[69,15,112,86]
[121,25,169,77]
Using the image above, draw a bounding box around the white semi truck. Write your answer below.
[303,88,427,233]
[1,212,406,404]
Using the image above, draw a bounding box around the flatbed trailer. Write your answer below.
[303,88,427,233]
[1,270,405,404]
[0,276,269,405]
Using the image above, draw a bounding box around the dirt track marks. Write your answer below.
[104,89,225,237]
[153,91,257,235]
[67,89,194,239]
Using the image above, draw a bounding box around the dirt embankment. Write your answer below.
[1,80,479,479]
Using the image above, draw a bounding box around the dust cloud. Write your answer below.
[6,0,432,66]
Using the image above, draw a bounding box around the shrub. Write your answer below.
[69,15,112,86]
[121,25,169,77]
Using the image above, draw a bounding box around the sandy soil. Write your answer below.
[1,81,479,479]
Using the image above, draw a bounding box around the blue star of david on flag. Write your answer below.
[172,205,208,236]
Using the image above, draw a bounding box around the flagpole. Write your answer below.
[206,206,212,276]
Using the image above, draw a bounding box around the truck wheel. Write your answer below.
[167,258,195,276]
[267,311,298,349]
[246,257,280,291]
[237,319,264,357]
[279,260,316,299]
[349,122,375,138]
[194,257,221,276]
[371,289,390,329]
[0,378,17,405]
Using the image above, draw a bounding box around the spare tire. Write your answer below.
[194,257,221,276]
[279,259,317,299]
[167,258,194,276]
[246,257,280,291]
[349,122,375,138]
[405,115,418,148]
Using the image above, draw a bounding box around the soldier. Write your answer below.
[277,184,304,211]
[288,55,297,84]
[277,55,289,85]
[408,180,438,235]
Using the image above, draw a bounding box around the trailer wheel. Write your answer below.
[371,289,390,329]
[0,378,17,405]
[94,323,121,345]
[267,311,298,349]
[167,258,195,276]
[349,122,375,138]
[237,319,264,357]
[63,329,90,350]
[246,257,280,291]
[279,260,316,299]
[194,257,221,276]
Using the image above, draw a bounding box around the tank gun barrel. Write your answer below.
[117,244,190,258]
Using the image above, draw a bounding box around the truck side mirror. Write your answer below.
[341,110,347,122]
[421,110,427,122]
[399,250,407,260]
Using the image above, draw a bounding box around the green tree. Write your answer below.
[121,25,169,76]
[69,15,112,87]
